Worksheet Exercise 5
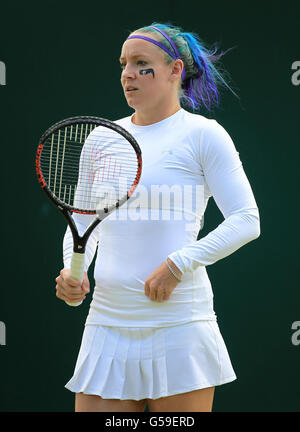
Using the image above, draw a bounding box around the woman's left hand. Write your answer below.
[145,259,183,302]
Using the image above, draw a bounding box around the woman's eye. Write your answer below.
[120,61,146,70]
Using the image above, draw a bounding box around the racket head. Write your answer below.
[35,116,142,217]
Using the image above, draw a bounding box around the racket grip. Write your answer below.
[66,252,85,307]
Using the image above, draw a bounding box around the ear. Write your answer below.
[170,59,184,81]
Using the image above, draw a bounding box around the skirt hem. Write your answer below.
[65,375,237,401]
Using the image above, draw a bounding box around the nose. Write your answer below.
[121,65,136,80]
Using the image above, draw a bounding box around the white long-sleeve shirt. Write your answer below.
[63,108,260,327]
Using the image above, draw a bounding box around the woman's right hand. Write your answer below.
[55,268,90,305]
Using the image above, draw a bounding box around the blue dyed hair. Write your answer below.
[130,22,239,112]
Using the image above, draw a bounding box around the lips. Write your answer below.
[125,86,138,92]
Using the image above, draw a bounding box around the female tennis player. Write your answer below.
[55,22,260,412]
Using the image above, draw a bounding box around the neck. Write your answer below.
[132,101,181,126]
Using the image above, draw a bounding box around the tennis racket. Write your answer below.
[35,116,142,306]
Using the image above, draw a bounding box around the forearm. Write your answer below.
[168,208,260,273]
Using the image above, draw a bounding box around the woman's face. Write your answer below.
[120,33,180,112]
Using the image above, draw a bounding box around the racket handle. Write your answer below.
[66,252,85,307]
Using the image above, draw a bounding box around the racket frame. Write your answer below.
[36,115,142,254]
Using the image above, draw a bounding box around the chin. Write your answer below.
[128,100,154,111]
[126,100,141,110]
[126,102,137,110]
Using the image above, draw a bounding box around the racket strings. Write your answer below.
[40,124,139,211]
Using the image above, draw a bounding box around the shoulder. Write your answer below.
[181,110,235,156]
[180,110,229,148]
[112,114,132,129]
[181,111,239,169]
[86,114,132,139]
[183,110,229,138]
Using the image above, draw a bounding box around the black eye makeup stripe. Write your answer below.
[139,68,155,78]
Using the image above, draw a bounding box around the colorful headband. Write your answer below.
[126,26,186,81]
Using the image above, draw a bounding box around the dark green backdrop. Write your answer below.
[0,0,299,412]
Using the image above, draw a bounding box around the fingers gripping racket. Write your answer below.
[35,116,142,306]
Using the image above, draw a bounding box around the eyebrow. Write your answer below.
[119,54,150,62]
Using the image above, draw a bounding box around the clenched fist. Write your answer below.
[55,268,90,304]
[144,258,182,302]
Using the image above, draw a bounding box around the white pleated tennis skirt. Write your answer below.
[65,320,236,400]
